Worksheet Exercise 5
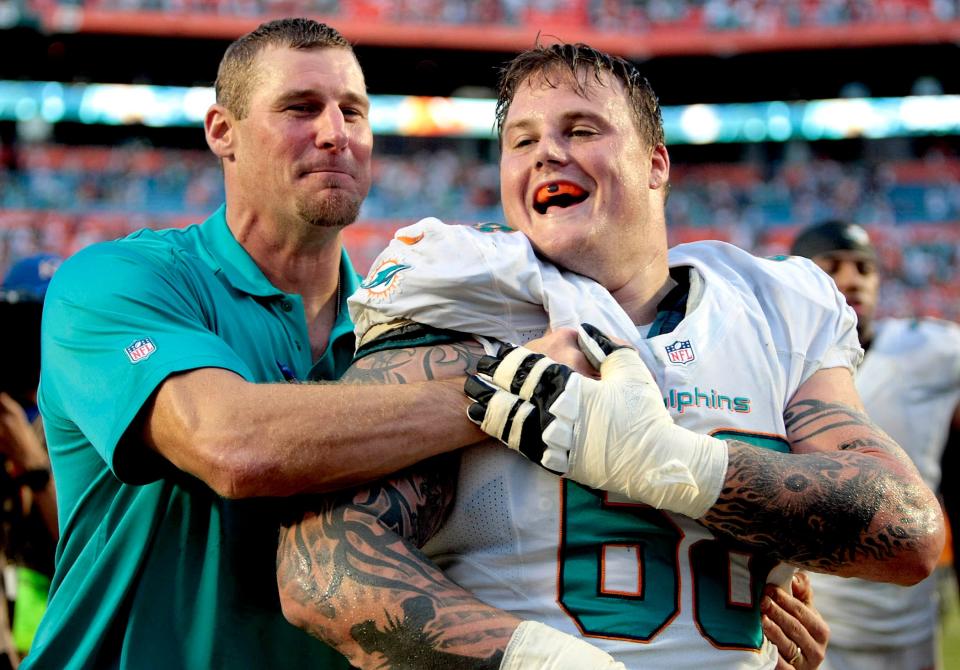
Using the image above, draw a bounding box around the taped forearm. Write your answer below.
[568,419,728,519]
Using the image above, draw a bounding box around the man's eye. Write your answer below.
[342,107,364,118]
[512,138,534,149]
[571,128,596,137]
[287,104,314,113]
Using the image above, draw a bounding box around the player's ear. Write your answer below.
[649,144,670,191]
[205,104,236,161]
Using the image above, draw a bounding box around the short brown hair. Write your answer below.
[215,18,353,119]
[495,42,664,150]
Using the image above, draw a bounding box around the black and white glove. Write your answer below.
[464,324,728,519]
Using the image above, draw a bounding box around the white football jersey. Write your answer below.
[809,317,960,648]
[350,219,861,669]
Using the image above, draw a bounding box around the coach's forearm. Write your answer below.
[143,368,483,498]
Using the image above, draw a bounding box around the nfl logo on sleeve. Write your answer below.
[665,340,695,365]
[125,337,157,364]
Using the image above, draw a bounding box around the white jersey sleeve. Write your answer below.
[668,243,862,400]
[763,253,863,383]
[348,217,637,346]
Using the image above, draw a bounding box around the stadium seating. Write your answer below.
[22,0,960,28]
[1,143,957,321]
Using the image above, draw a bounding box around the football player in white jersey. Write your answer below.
[792,220,960,670]
[277,44,944,670]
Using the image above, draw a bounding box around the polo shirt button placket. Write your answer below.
[280,299,293,313]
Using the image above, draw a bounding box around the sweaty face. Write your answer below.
[499,69,666,287]
[231,46,373,229]
[813,250,880,340]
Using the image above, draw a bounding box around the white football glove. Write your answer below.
[464,323,728,519]
[501,621,625,670]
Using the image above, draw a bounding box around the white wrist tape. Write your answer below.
[547,346,728,519]
[766,562,798,588]
[500,621,625,670]
[569,418,727,519]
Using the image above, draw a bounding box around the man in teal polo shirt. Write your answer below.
[24,19,482,669]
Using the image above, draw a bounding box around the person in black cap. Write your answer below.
[792,221,960,670]
[790,220,880,347]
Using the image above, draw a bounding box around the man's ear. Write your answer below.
[205,104,236,160]
[649,143,670,190]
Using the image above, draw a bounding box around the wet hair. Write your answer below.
[215,18,353,119]
[495,42,664,149]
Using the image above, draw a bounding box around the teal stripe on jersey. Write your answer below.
[354,322,471,362]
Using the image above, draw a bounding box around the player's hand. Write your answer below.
[0,392,49,473]
[761,571,828,670]
[463,324,727,518]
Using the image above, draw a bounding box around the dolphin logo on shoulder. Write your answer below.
[360,258,412,300]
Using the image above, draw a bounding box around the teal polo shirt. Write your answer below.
[28,205,356,669]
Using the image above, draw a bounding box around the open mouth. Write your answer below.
[533,181,589,215]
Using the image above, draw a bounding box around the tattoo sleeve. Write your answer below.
[700,397,943,581]
[342,339,485,386]
[278,339,520,669]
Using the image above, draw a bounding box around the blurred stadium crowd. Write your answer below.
[1,141,958,320]
[19,0,960,27]
[1,0,958,331]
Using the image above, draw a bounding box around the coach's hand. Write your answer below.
[523,328,600,378]
[464,324,728,519]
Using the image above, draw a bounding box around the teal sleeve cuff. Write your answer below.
[353,322,471,363]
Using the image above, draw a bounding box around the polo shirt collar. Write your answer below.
[198,205,282,297]
[198,204,359,308]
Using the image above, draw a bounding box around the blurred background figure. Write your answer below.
[792,220,960,670]
[0,254,61,669]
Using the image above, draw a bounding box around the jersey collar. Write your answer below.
[648,266,693,337]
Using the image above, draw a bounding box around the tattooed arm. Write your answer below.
[278,461,522,668]
[279,339,522,668]
[701,366,944,585]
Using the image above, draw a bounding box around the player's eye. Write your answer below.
[286,104,315,114]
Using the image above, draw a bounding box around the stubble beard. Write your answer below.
[295,189,362,229]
